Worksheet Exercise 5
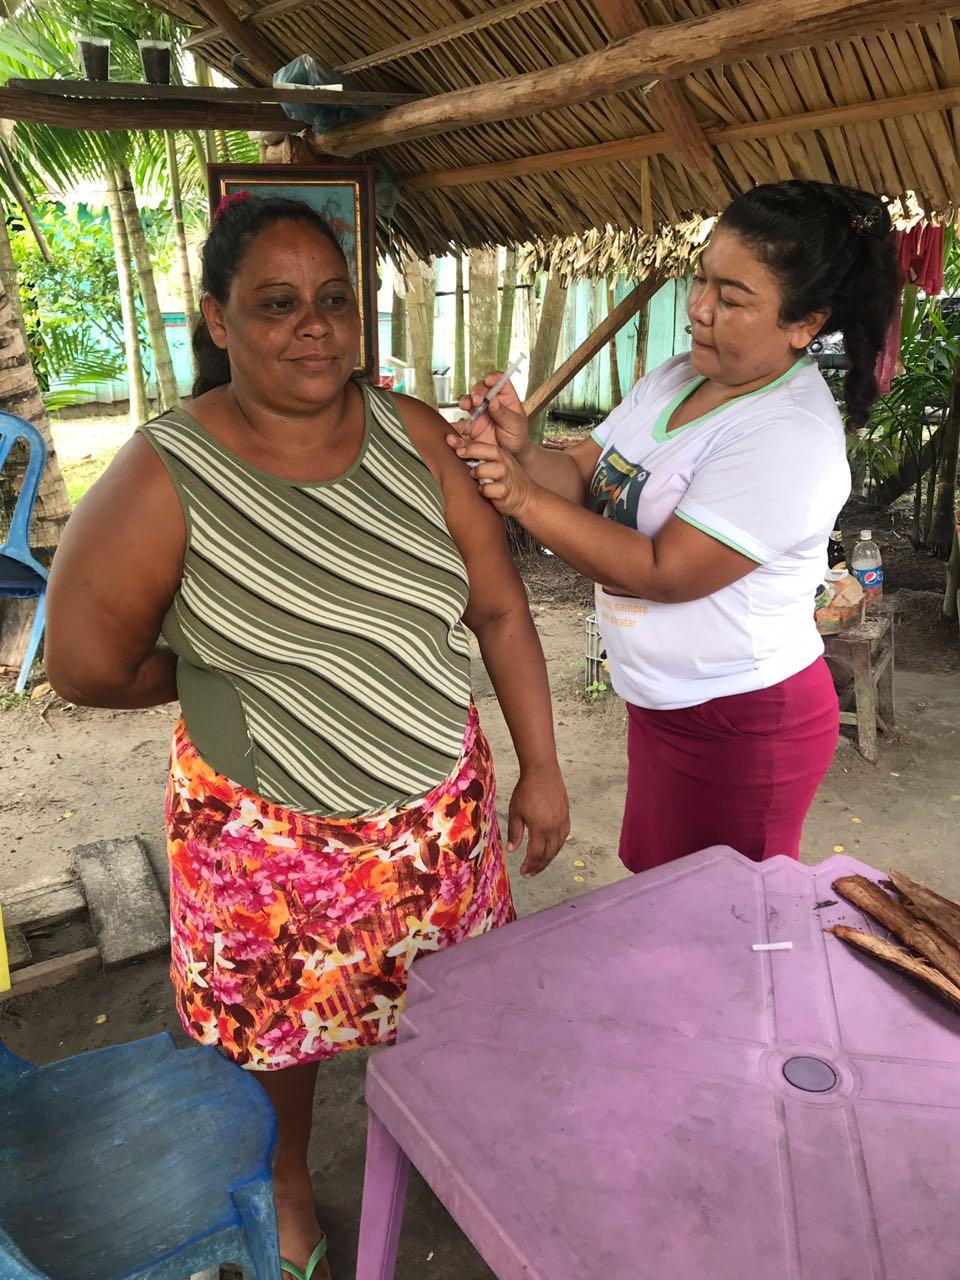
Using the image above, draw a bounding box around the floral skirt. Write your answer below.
[166,706,515,1070]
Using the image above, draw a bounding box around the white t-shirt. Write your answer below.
[589,353,851,710]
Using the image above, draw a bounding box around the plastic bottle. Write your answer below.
[851,530,883,605]
[827,522,846,570]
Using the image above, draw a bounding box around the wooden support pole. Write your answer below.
[311,0,957,155]
[524,273,664,421]
[402,83,960,193]
[196,0,283,84]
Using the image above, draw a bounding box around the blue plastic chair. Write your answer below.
[0,1033,281,1280]
[0,414,49,693]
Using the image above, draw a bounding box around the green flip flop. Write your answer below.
[280,1235,329,1280]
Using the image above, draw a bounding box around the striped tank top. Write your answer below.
[139,385,472,818]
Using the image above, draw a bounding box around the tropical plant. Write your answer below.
[8,200,167,405]
[839,228,960,555]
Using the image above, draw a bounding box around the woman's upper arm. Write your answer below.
[566,437,602,491]
[393,395,529,625]
[45,436,186,692]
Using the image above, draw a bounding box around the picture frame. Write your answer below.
[207,163,379,379]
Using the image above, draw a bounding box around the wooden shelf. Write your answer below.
[6,78,421,107]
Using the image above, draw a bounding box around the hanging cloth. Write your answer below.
[897,223,945,296]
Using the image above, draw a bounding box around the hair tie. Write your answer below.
[213,190,252,223]
[850,205,885,238]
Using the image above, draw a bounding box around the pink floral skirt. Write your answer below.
[166,706,515,1070]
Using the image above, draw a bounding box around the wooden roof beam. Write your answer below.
[184,0,559,64]
[401,82,960,192]
[194,0,284,84]
[340,0,563,73]
[312,0,960,155]
[593,0,714,172]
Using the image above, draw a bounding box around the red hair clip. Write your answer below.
[213,190,252,223]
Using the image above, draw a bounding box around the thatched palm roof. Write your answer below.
[135,1,960,255]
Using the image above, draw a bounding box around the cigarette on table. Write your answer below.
[752,941,794,952]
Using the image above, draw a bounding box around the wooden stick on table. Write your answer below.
[833,874,960,990]
[886,870,960,949]
[829,924,960,1008]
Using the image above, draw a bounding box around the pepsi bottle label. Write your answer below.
[854,566,883,590]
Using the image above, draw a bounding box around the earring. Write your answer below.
[684,324,692,334]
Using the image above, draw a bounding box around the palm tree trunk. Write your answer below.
[454,254,466,398]
[0,202,28,347]
[404,253,437,410]
[0,280,69,545]
[497,247,517,371]
[526,273,568,444]
[115,161,179,410]
[0,275,70,668]
[164,132,197,374]
[105,170,149,427]
[468,247,499,387]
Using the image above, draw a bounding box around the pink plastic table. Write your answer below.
[356,848,960,1280]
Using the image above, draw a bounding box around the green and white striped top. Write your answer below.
[139,385,472,818]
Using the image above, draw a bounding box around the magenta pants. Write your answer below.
[619,658,839,874]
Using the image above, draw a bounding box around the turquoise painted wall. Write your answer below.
[554,275,692,417]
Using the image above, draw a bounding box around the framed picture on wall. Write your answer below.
[207,163,379,379]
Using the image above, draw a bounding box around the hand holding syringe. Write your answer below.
[457,355,527,474]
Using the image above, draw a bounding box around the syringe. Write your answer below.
[469,353,527,421]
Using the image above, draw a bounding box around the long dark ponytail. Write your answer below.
[719,180,900,430]
[191,194,348,398]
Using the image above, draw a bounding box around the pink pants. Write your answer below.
[619,658,838,874]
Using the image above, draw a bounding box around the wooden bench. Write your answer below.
[823,600,895,763]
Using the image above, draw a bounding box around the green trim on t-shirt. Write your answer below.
[676,509,764,563]
[652,355,814,444]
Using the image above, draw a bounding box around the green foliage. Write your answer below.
[0,688,30,713]
[0,0,216,214]
[843,227,960,498]
[10,202,131,402]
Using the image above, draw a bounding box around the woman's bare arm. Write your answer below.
[45,436,186,707]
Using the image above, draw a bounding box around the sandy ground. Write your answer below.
[1,595,959,1278]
